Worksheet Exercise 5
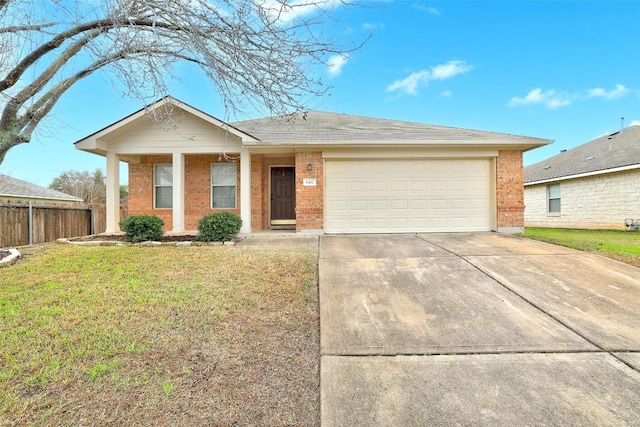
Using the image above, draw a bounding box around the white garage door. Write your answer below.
[325,159,492,233]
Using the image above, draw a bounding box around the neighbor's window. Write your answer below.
[548,183,561,213]
[211,163,237,208]
[154,163,173,209]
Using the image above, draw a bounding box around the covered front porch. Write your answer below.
[103,149,252,234]
[74,98,325,235]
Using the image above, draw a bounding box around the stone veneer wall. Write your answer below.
[524,169,640,230]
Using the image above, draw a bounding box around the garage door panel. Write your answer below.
[370,200,388,210]
[410,217,428,227]
[390,199,408,210]
[350,200,367,211]
[430,180,448,191]
[468,181,488,191]
[390,181,408,191]
[411,181,428,191]
[329,200,348,211]
[325,159,492,233]
[329,179,348,192]
[349,181,367,191]
[371,181,388,191]
[411,199,428,209]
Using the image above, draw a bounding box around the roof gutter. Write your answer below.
[0,194,84,203]
[524,163,640,186]
[243,139,551,150]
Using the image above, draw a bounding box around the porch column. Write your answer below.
[240,147,251,233]
[172,152,185,232]
[105,152,121,233]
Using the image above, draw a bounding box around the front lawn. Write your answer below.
[0,242,319,426]
[523,227,640,267]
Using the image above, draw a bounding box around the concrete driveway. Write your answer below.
[319,233,640,426]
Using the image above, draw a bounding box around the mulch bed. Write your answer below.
[0,250,10,259]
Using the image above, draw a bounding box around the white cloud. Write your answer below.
[260,0,342,24]
[327,54,349,77]
[414,4,440,15]
[587,83,629,99]
[510,83,631,109]
[630,120,640,126]
[430,60,473,80]
[387,70,429,95]
[363,22,385,31]
[441,90,452,98]
[387,60,472,95]
[546,96,572,109]
[508,88,572,109]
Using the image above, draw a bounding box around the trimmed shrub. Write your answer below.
[119,215,164,242]
[197,211,242,242]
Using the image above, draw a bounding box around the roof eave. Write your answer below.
[524,163,640,186]
[243,139,551,150]
[0,194,84,202]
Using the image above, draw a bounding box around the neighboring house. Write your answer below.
[74,96,550,234]
[524,124,640,230]
[0,174,84,205]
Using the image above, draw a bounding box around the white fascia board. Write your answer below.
[1,194,84,202]
[524,163,640,186]
[244,146,296,155]
[322,146,499,159]
[113,145,243,155]
[243,140,549,150]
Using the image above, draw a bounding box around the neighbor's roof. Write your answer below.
[524,124,640,185]
[233,110,551,148]
[0,174,84,202]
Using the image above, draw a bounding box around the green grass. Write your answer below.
[0,243,320,426]
[522,228,640,264]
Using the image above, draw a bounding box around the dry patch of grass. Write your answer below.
[0,242,319,426]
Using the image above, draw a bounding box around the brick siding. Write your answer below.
[128,154,240,231]
[496,150,525,229]
[128,150,528,233]
[295,152,323,231]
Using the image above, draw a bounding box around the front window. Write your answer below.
[211,163,237,208]
[548,183,560,213]
[154,163,172,209]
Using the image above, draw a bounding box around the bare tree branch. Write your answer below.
[0,23,56,34]
[0,0,366,165]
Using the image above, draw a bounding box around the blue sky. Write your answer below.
[2,0,639,186]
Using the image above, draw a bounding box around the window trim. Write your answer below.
[211,162,237,209]
[547,183,561,214]
[154,163,173,209]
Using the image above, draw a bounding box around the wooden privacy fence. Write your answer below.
[0,201,128,247]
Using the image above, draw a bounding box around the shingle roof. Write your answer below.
[524,125,640,184]
[232,110,550,146]
[0,174,84,202]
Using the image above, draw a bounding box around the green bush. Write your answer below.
[197,211,242,242]
[119,215,164,242]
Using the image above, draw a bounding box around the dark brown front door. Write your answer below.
[271,167,296,226]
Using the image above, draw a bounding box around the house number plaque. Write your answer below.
[303,178,317,186]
